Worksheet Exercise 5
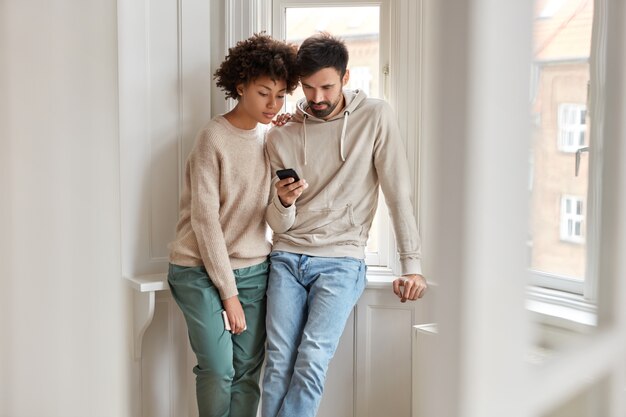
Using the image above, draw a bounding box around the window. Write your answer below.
[282,6,380,112]
[278,2,390,268]
[538,0,566,18]
[529,0,593,295]
[557,103,587,152]
[560,195,585,243]
[348,66,373,96]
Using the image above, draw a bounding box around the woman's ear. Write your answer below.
[236,83,244,96]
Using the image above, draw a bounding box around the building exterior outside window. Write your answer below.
[529,0,592,283]
[557,103,587,152]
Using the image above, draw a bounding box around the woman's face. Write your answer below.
[237,76,287,125]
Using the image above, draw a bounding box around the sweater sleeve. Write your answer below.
[373,102,423,275]
[188,132,238,299]
[264,133,296,233]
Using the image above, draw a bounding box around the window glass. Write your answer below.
[284,6,386,264]
[529,0,593,286]
[284,6,380,113]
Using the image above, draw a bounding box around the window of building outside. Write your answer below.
[529,0,593,294]
[558,103,587,152]
[283,6,388,267]
[560,195,585,243]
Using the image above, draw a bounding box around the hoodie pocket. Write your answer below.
[285,204,362,245]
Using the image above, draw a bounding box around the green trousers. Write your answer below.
[168,261,269,417]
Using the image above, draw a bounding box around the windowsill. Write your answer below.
[365,266,397,288]
[525,286,597,364]
[123,265,402,359]
[125,273,168,292]
[124,266,402,293]
[526,286,597,332]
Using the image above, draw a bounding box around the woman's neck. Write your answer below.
[223,104,257,130]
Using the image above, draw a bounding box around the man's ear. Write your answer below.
[342,69,350,86]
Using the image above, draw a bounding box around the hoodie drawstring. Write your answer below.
[299,103,354,165]
[302,114,308,165]
[339,111,350,162]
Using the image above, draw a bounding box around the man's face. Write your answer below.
[300,67,350,120]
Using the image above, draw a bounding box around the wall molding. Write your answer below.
[118,0,212,280]
[118,1,212,416]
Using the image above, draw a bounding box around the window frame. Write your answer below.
[224,0,425,278]
[529,0,603,312]
[272,0,402,272]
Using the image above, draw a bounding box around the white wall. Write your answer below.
[0,2,135,417]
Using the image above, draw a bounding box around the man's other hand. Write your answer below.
[392,274,427,303]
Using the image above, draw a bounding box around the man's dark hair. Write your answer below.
[296,32,349,78]
[214,33,299,100]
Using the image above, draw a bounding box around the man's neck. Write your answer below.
[323,94,346,121]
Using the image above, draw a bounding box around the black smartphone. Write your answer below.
[276,168,300,182]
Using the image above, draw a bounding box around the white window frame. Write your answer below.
[272,0,395,268]
[222,0,424,276]
[530,3,602,308]
[272,0,420,276]
[557,102,587,152]
[364,193,390,267]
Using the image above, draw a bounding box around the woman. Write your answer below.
[167,33,298,417]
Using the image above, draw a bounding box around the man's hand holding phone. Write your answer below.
[275,169,307,207]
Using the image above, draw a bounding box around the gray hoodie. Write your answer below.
[265,89,422,275]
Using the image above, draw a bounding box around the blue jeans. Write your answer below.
[261,251,366,417]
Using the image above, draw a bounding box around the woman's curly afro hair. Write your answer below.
[214,33,299,100]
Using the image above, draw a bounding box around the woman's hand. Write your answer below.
[222,295,246,335]
[272,112,292,126]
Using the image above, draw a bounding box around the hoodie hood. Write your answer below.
[292,89,367,164]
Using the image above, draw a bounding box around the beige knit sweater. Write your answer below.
[169,115,271,300]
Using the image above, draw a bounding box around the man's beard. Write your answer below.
[308,95,342,119]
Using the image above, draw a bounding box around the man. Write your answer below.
[262,32,427,417]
